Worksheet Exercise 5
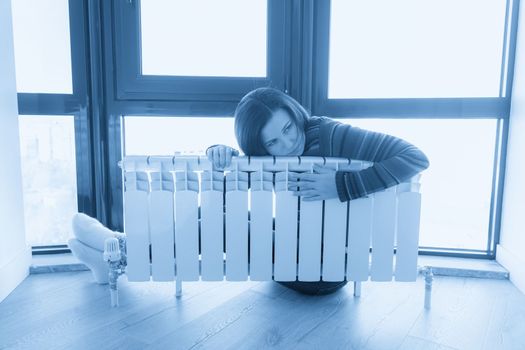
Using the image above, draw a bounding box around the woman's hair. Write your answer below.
[234,87,310,155]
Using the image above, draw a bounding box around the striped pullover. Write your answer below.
[302,116,430,202]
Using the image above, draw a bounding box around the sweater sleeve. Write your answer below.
[320,119,430,202]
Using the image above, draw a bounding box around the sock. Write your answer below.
[68,238,109,284]
[71,213,125,251]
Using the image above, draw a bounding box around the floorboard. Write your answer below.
[1,271,524,350]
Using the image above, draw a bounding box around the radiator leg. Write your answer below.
[353,281,361,297]
[104,237,126,308]
[109,271,118,307]
[424,266,433,310]
[176,277,182,297]
[108,262,120,307]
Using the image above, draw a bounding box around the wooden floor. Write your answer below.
[1,272,524,350]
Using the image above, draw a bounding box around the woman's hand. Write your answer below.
[288,164,339,201]
[206,145,239,170]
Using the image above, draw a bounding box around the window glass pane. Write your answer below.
[18,116,78,246]
[329,0,506,98]
[11,0,72,94]
[124,116,496,251]
[334,118,497,251]
[124,116,238,155]
[140,0,267,77]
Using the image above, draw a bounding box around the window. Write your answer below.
[140,0,267,77]
[13,0,94,250]
[336,118,498,251]
[18,116,78,246]
[307,0,517,256]
[312,0,513,120]
[13,0,512,257]
[11,0,73,94]
[124,116,238,155]
[113,0,286,101]
[328,0,507,99]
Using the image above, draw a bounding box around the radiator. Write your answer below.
[119,155,422,284]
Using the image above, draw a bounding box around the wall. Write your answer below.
[497,0,525,295]
[0,0,31,303]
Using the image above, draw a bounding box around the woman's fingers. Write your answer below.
[291,189,317,197]
[225,147,233,168]
[206,145,239,170]
[219,147,226,168]
[301,195,323,201]
[312,164,335,174]
[288,183,313,191]
[292,188,324,201]
[288,179,316,188]
[288,172,317,181]
[206,147,214,162]
[213,148,221,169]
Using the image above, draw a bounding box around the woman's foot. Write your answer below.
[71,213,125,251]
[68,238,109,284]
[69,213,125,284]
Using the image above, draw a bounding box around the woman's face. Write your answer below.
[260,108,305,156]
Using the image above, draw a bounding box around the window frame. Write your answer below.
[16,0,96,252]
[104,0,519,259]
[309,0,520,258]
[19,0,520,259]
[311,0,516,118]
[112,0,287,102]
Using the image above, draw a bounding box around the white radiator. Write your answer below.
[119,155,422,284]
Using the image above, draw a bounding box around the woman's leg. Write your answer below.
[68,238,110,284]
[71,213,125,251]
[69,213,125,284]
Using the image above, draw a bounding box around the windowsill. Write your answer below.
[30,253,509,279]
[30,253,89,274]
[417,255,508,279]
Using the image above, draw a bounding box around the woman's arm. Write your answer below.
[321,119,430,202]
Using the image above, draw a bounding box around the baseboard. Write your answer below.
[30,263,89,274]
[0,245,31,303]
[496,244,525,295]
[418,255,509,280]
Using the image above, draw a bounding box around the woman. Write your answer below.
[70,87,429,295]
[205,87,429,295]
